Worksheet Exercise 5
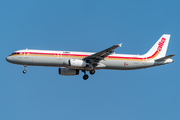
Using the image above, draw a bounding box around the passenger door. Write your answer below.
[143,57,147,65]
[24,49,29,58]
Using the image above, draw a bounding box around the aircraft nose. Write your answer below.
[6,56,12,62]
[6,56,10,62]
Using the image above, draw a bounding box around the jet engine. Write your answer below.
[64,59,86,67]
[59,68,79,76]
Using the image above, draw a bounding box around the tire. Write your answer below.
[83,74,89,80]
[90,69,95,75]
[23,70,26,74]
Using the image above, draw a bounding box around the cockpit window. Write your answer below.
[10,52,19,55]
[11,52,15,55]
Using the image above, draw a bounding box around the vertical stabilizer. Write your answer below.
[144,34,171,59]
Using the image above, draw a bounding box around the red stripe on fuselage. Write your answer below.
[13,50,159,61]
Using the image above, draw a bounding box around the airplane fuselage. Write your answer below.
[6,34,174,80]
[6,49,172,70]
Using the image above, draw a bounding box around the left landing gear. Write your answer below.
[82,70,89,80]
[83,74,89,80]
[23,65,27,74]
[82,69,96,80]
[90,69,95,75]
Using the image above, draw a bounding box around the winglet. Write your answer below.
[119,43,123,47]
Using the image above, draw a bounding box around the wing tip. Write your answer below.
[119,43,122,47]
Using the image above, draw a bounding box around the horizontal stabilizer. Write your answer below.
[155,54,175,61]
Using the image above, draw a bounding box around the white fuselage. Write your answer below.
[6,49,171,70]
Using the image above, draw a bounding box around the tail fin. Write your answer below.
[144,34,171,59]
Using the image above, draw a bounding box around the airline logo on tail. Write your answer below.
[157,38,166,52]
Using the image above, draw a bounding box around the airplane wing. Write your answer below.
[83,43,122,67]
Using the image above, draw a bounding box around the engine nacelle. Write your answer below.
[59,68,79,76]
[64,59,86,68]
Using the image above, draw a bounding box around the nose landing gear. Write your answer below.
[23,65,27,74]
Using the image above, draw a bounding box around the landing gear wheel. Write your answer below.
[83,74,89,80]
[90,69,95,75]
[23,70,27,74]
[23,65,27,74]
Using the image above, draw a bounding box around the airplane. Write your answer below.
[6,34,174,80]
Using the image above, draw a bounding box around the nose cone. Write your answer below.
[6,56,18,64]
[6,56,10,62]
[6,56,12,63]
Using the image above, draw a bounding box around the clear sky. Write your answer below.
[0,0,179,120]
